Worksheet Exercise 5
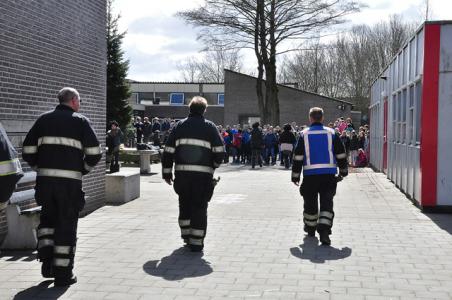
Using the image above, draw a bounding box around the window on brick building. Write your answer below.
[217,94,224,106]
[170,93,184,105]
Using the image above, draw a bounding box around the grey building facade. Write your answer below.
[0,1,107,239]
[129,73,352,127]
[128,82,225,124]
[224,70,353,126]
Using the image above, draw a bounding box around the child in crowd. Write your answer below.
[356,148,368,167]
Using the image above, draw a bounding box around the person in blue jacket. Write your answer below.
[291,107,348,246]
[264,127,278,165]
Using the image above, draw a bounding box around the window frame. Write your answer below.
[217,93,224,106]
[169,93,185,105]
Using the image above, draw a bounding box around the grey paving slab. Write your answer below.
[1,164,452,299]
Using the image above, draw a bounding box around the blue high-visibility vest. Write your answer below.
[301,125,338,176]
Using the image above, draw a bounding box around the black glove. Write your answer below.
[339,168,348,178]
[163,172,173,181]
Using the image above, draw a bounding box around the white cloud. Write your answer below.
[113,0,452,81]
[430,0,452,20]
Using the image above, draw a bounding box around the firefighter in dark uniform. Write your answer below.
[161,96,225,252]
[0,122,23,210]
[22,87,102,286]
[291,107,348,246]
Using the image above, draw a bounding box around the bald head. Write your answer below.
[58,87,80,112]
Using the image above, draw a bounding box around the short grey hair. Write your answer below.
[58,87,79,104]
[309,107,324,122]
[189,96,208,115]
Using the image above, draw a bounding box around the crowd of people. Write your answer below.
[215,117,370,169]
[131,116,370,169]
[133,116,174,145]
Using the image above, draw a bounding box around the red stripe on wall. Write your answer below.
[420,24,441,207]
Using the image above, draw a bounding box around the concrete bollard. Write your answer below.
[139,150,153,174]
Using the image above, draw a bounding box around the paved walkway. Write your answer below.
[1,164,452,299]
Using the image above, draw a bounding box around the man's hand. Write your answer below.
[292,179,299,186]
[164,178,173,185]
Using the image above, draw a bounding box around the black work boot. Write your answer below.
[304,225,316,237]
[189,245,203,252]
[306,230,315,237]
[319,231,331,246]
[41,260,54,278]
[54,274,77,287]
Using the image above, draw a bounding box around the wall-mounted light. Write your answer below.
[337,104,346,111]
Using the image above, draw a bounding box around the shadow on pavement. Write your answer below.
[219,164,290,173]
[290,236,352,263]
[424,212,452,235]
[143,247,213,280]
[140,172,159,177]
[0,250,37,261]
[13,280,69,300]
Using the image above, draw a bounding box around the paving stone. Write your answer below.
[1,165,452,299]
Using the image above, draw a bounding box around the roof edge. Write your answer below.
[224,69,354,105]
[127,80,224,85]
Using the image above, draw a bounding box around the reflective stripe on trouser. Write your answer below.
[189,228,205,247]
[36,227,55,261]
[179,219,191,239]
[303,212,318,227]
[318,211,334,228]
[189,237,204,246]
[53,245,76,270]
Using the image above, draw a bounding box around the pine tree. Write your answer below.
[107,0,132,130]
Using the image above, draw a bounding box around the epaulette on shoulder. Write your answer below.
[323,126,335,134]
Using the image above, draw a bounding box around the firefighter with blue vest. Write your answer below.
[291,107,348,245]
[161,96,225,252]
[0,122,23,210]
[22,87,102,286]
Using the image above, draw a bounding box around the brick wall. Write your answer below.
[0,0,107,231]
[224,70,352,126]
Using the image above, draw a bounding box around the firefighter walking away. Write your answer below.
[161,96,225,252]
[22,87,102,286]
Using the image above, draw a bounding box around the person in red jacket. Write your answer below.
[232,129,242,163]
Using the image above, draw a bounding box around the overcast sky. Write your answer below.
[112,0,452,82]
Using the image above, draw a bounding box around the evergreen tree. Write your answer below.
[107,0,132,130]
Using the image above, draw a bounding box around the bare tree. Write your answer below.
[281,15,416,114]
[178,48,242,83]
[178,0,361,125]
[178,57,202,83]
[279,41,347,99]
